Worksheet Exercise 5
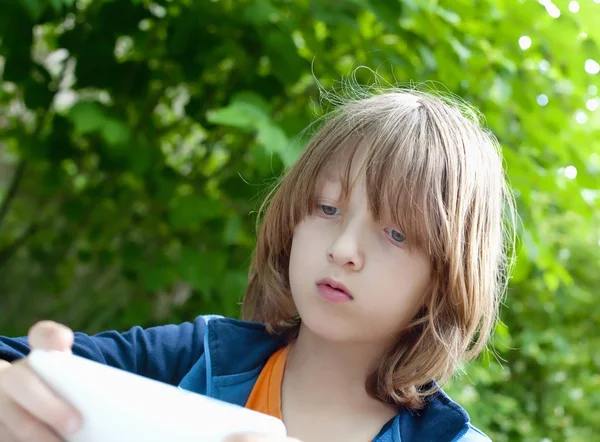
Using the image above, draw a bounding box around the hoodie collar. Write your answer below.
[204,317,470,442]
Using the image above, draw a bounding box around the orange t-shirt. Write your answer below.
[245,346,288,420]
[246,347,375,441]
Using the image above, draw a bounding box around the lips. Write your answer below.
[316,278,354,299]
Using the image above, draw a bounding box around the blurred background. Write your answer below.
[0,0,599,440]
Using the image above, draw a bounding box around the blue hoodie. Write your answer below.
[0,315,491,441]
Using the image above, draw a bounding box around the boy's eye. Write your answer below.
[385,228,406,244]
[318,204,340,217]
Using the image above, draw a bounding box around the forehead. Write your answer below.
[316,139,368,183]
[315,145,389,210]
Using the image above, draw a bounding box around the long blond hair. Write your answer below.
[243,85,516,409]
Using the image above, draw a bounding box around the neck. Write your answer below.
[283,323,391,409]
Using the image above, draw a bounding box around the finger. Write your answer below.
[0,421,18,442]
[0,360,10,372]
[0,396,63,442]
[28,321,74,353]
[0,363,81,436]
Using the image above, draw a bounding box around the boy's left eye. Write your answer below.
[385,228,406,244]
[317,204,340,217]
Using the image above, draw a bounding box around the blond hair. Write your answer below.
[243,84,516,409]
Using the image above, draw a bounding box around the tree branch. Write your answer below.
[0,223,40,268]
[0,160,26,232]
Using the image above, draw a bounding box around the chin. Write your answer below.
[297,307,359,343]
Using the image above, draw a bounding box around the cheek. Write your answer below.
[289,222,314,277]
[413,256,433,295]
[402,256,431,296]
[289,219,330,287]
[372,254,431,314]
[290,219,329,257]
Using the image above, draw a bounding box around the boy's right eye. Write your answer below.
[317,204,341,217]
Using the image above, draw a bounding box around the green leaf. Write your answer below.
[140,266,174,291]
[417,44,437,71]
[449,38,471,62]
[243,0,280,24]
[49,0,63,13]
[223,214,242,245]
[20,0,43,21]
[263,29,305,85]
[255,120,301,166]
[168,195,225,229]
[206,101,267,130]
[69,102,106,134]
[206,92,271,129]
[221,270,248,303]
[435,6,461,25]
[256,121,287,153]
[366,0,402,30]
[178,247,227,292]
[101,119,130,146]
[231,91,271,116]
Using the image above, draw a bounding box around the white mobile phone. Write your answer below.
[28,350,286,442]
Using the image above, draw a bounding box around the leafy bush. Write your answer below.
[0,0,598,440]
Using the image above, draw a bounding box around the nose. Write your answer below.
[327,219,365,271]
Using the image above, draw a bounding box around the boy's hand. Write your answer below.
[0,321,82,441]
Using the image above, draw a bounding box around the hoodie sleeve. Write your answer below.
[0,315,208,386]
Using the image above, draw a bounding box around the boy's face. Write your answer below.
[288,167,432,346]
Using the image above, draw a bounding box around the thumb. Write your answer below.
[28,320,74,353]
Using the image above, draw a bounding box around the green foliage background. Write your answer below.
[0,0,599,440]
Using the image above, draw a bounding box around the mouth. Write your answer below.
[315,278,354,301]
